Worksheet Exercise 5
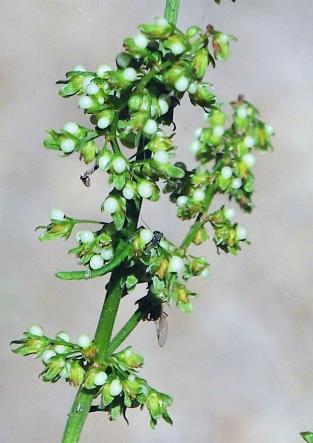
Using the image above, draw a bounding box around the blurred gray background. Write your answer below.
[1,1,313,442]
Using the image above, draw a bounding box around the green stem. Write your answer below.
[62,2,182,441]
[164,0,181,25]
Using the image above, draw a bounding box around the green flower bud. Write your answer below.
[117,347,144,369]
[128,94,143,112]
[80,140,97,164]
[164,34,187,55]
[191,48,209,79]
[191,83,216,108]
[37,218,75,242]
[42,355,65,382]
[139,18,173,39]
[68,361,85,387]
[11,334,49,357]
[186,25,202,39]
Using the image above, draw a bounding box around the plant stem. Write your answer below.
[164,0,181,25]
[62,2,182,441]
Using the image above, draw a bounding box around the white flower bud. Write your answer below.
[77,334,92,348]
[90,255,104,270]
[98,153,111,170]
[168,256,185,273]
[153,150,169,164]
[122,185,135,200]
[28,324,44,336]
[190,140,201,154]
[156,17,168,27]
[86,83,99,95]
[123,67,137,82]
[134,33,148,49]
[193,189,205,202]
[224,207,235,221]
[213,126,225,137]
[221,166,233,179]
[236,225,248,240]
[175,76,189,92]
[80,230,95,244]
[50,209,65,221]
[81,76,94,91]
[265,124,274,135]
[97,116,111,129]
[177,196,188,207]
[138,181,153,199]
[112,157,127,174]
[60,138,76,154]
[243,136,255,148]
[242,153,256,168]
[75,231,83,243]
[96,64,112,77]
[103,197,119,214]
[73,65,86,72]
[56,331,71,342]
[200,268,210,278]
[170,42,185,55]
[94,371,108,386]
[158,96,169,115]
[140,228,154,244]
[236,106,248,119]
[55,345,66,355]
[100,248,113,261]
[63,122,79,135]
[188,82,199,94]
[143,119,158,135]
[109,379,123,396]
[42,350,56,364]
[116,53,131,68]
[78,96,93,109]
[231,178,242,189]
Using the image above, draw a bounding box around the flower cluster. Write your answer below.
[12,325,172,427]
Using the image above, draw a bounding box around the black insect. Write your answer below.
[147,230,163,249]
[80,164,98,187]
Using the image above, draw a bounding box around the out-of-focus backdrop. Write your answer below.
[1,1,313,442]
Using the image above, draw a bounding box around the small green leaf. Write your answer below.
[301,432,313,443]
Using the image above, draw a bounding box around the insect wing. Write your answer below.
[155,313,168,347]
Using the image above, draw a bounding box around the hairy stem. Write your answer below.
[61,2,182,441]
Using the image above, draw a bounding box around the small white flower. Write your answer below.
[103,197,119,214]
[221,166,233,179]
[86,83,99,95]
[156,17,168,27]
[81,76,95,91]
[116,52,131,68]
[60,138,76,154]
[56,331,71,342]
[170,42,185,55]
[242,153,256,168]
[123,67,137,82]
[193,189,205,202]
[73,65,86,72]
[243,136,255,148]
[188,82,199,94]
[112,157,127,174]
[63,122,79,135]
[224,207,235,221]
[158,96,169,115]
[122,185,135,200]
[96,64,112,77]
[55,345,66,355]
[100,248,113,261]
[168,256,185,273]
[138,181,153,199]
[153,150,169,164]
[143,119,158,135]
[90,255,104,270]
[77,334,92,349]
[80,230,95,244]
[190,140,201,154]
[78,96,93,109]
[177,196,188,207]
[97,116,111,129]
[94,371,108,386]
[265,124,274,135]
[109,379,123,396]
[50,209,65,221]
[134,33,148,49]
[213,126,225,137]
[236,225,248,240]
[28,324,44,336]
[200,268,210,278]
[236,106,248,119]
[42,350,56,364]
[140,228,154,244]
[98,153,111,170]
[175,76,189,92]
[231,178,242,189]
